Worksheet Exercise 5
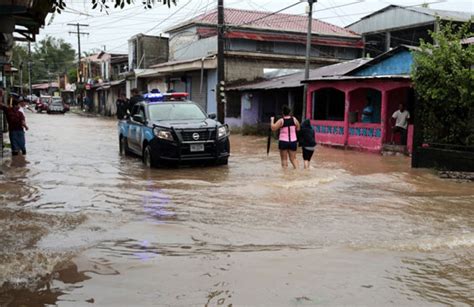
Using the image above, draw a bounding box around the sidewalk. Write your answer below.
[69,106,102,118]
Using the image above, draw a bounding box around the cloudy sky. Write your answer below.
[37,0,473,54]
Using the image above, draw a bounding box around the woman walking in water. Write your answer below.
[271,105,300,169]
[298,119,316,169]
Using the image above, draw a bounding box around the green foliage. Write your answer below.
[11,44,28,89]
[412,21,474,146]
[67,67,78,84]
[30,36,76,84]
[53,0,176,13]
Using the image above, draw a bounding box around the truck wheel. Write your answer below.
[143,145,158,168]
[119,136,130,156]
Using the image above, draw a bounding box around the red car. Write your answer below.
[36,96,50,113]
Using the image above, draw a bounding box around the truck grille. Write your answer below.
[180,130,216,142]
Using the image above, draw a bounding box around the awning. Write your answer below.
[142,56,217,78]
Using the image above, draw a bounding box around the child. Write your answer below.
[298,119,316,169]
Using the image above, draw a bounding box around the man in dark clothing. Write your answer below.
[116,93,129,120]
[128,88,143,113]
[0,96,29,155]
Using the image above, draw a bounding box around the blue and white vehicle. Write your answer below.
[118,92,230,167]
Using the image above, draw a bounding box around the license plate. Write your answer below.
[190,144,204,152]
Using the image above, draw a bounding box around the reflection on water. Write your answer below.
[0,112,473,305]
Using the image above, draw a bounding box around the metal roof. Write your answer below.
[347,5,472,34]
[461,37,474,45]
[303,75,411,83]
[404,6,473,21]
[166,8,360,38]
[346,45,419,75]
[229,58,370,91]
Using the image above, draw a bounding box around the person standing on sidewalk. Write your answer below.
[0,95,29,155]
[115,93,129,120]
[391,103,410,145]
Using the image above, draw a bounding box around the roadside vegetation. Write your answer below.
[412,21,474,146]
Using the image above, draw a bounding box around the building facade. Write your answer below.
[346,5,473,57]
[137,8,363,115]
[305,46,416,154]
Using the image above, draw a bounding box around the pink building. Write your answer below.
[304,46,417,154]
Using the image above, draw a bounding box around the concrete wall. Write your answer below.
[354,50,413,76]
[241,92,259,126]
[173,36,217,61]
[229,38,359,60]
[140,36,169,68]
[129,35,169,69]
[206,69,217,114]
[169,26,199,60]
[146,77,167,93]
[189,70,207,111]
[225,57,310,82]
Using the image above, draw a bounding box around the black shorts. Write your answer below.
[393,126,407,133]
[279,141,297,151]
[302,148,314,161]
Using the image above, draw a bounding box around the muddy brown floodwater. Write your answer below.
[0,112,473,306]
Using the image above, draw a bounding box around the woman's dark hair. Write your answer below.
[282,105,291,116]
[301,119,311,129]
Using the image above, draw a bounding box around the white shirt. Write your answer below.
[392,110,410,129]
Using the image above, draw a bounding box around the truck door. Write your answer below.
[128,105,146,154]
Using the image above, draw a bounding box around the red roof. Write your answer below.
[167,8,360,38]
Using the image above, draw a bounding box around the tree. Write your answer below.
[411,21,474,146]
[11,44,29,90]
[54,0,176,13]
[29,37,76,84]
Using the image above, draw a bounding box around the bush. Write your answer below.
[412,20,474,146]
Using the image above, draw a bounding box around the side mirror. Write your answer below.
[133,114,144,123]
[208,113,217,119]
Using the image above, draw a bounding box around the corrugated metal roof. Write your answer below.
[167,8,359,38]
[303,75,411,82]
[229,58,370,91]
[347,5,472,34]
[404,6,473,21]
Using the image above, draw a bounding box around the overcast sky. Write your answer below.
[37,0,474,54]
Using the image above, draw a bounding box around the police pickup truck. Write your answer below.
[118,92,230,167]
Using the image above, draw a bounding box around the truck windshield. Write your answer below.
[148,103,207,121]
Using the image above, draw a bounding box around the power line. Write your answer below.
[68,23,89,83]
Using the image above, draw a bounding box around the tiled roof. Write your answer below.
[167,8,360,38]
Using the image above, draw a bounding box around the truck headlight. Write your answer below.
[217,125,229,139]
[154,129,174,141]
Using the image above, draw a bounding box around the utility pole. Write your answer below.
[217,0,226,123]
[68,23,89,83]
[28,41,32,96]
[302,0,316,121]
[19,61,23,95]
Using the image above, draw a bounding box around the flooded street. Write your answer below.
[1,112,473,306]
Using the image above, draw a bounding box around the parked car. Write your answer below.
[36,96,51,113]
[47,97,65,114]
[25,94,39,104]
[118,92,230,167]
